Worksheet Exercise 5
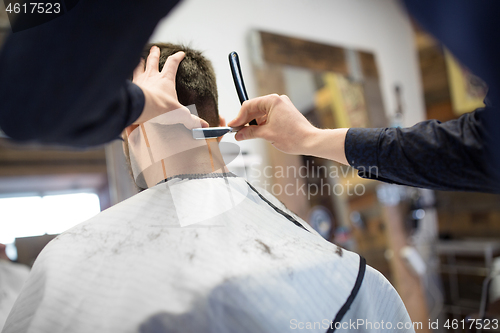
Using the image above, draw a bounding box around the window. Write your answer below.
[0,192,101,245]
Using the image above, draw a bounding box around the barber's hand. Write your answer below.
[130,46,208,131]
[228,94,319,155]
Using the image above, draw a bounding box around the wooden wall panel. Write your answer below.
[259,31,348,74]
[359,51,379,79]
[419,46,451,108]
[415,26,456,122]
[363,77,388,128]
[435,191,500,239]
[0,140,107,176]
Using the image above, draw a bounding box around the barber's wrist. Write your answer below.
[300,127,323,156]
[303,128,349,165]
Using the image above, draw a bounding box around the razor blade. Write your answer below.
[192,126,243,139]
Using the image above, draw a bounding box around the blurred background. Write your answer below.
[1,1,500,332]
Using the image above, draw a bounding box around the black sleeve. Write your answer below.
[0,0,180,147]
[345,104,500,193]
[344,0,500,193]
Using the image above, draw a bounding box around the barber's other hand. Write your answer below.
[228,94,318,155]
[131,46,208,128]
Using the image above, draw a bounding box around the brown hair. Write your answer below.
[142,43,219,127]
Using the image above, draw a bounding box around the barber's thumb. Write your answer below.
[235,124,266,141]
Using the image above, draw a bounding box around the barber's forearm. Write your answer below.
[304,128,349,165]
[345,114,500,193]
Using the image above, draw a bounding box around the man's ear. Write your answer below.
[218,116,226,142]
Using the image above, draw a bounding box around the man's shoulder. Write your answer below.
[41,186,173,250]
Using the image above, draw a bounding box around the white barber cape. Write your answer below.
[3,174,414,333]
[0,260,30,331]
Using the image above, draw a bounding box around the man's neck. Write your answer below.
[127,123,229,188]
[136,138,229,188]
[161,138,228,180]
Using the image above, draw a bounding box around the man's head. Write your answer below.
[123,43,226,189]
[142,43,219,127]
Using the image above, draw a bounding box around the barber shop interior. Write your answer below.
[1,1,499,332]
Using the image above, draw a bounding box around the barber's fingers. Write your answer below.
[133,58,145,80]
[234,123,269,141]
[162,51,186,82]
[228,94,280,128]
[171,108,209,130]
[159,107,209,129]
[187,114,209,129]
[145,46,161,73]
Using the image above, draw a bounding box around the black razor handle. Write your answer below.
[229,52,257,126]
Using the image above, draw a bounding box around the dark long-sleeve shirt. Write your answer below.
[345,0,500,193]
[0,0,180,146]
